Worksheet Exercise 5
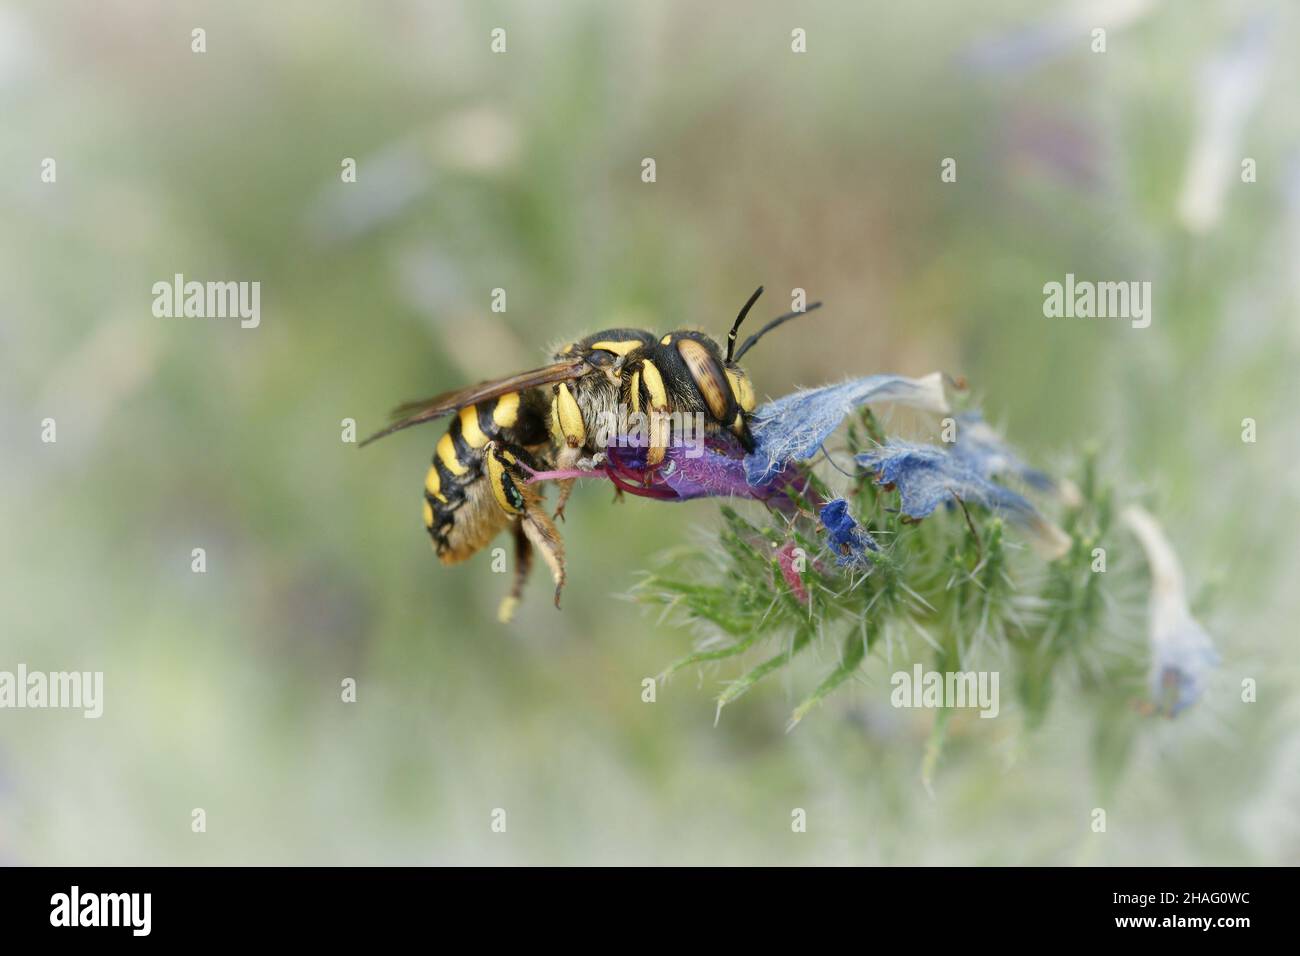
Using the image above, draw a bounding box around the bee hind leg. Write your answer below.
[520,502,565,609]
[486,441,567,610]
[497,520,534,623]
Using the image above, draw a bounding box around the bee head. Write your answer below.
[654,330,757,451]
[556,330,652,380]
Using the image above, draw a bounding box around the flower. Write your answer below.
[528,373,1071,560]
[745,372,950,485]
[543,372,949,506]
[775,541,810,604]
[857,440,1071,559]
[601,439,801,504]
[818,498,878,569]
[1123,506,1220,716]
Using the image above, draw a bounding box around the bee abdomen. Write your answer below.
[422,391,548,561]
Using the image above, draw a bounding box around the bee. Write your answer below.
[361,287,821,621]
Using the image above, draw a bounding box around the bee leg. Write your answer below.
[637,359,672,469]
[553,478,575,522]
[550,436,586,521]
[486,441,567,609]
[520,501,566,609]
[552,451,607,520]
[497,520,534,624]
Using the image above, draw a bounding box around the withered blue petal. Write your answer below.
[818,498,878,569]
[745,373,948,486]
[951,411,1056,493]
[856,441,1039,522]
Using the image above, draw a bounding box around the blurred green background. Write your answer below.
[2,0,1297,865]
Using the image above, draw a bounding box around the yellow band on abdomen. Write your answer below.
[437,432,469,476]
[424,465,447,504]
[459,406,488,448]
[492,392,520,428]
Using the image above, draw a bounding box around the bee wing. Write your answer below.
[358,359,589,448]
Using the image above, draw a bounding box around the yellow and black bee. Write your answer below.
[361,287,820,621]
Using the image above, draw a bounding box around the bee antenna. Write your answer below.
[733,300,824,361]
[725,286,765,363]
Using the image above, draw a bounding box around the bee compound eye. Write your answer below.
[585,348,616,367]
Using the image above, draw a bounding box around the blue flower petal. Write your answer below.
[745,373,948,486]
[856,441,1071,558]
[818,498,879,569]
[1152,618,1221,717]
[952,411,1057,495]
[1123,506,1220,716]
[856,441,1034,519]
